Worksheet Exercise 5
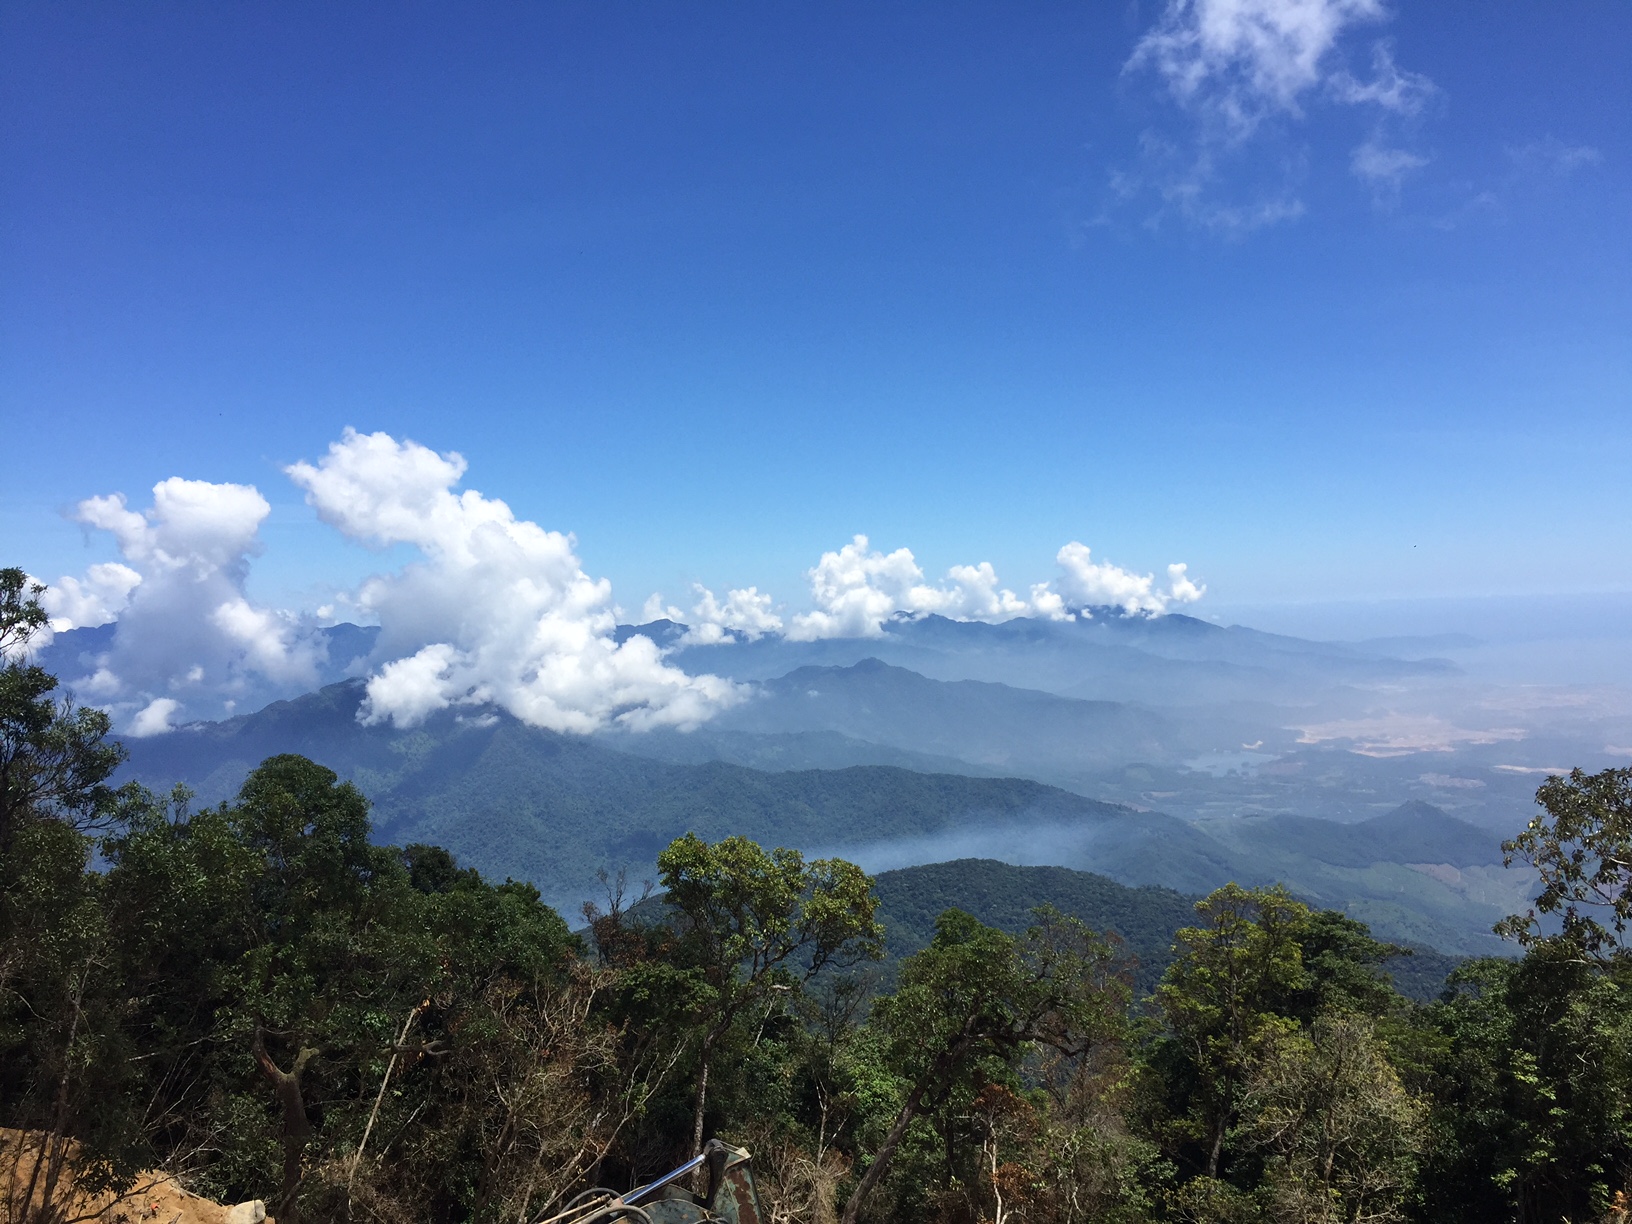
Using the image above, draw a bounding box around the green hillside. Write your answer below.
[871,858,1461,1001]
[1196,802,1524,957]
[871,858,1197,995]
[119,680,1228,907]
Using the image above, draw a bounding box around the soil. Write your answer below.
[1,1130,272,1224]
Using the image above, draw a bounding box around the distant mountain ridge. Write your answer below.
[1209,801,1506,870]
[115,677,1522,955]
[655,611,1458,708]
[118,677,1235,902]
[712,657,1183,772]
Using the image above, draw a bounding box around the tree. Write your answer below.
[0,568,48,659]
[1497,765,1632,962]
[1241,1013,1425,1224]
[1288,909,1410,1022]
[210,755,433,1224]
[0,571,149,1222]
[1146,884,1310,1184]
[0,813,142,1224]
[1412,948,1632,1224]
[841,907,1128,1224]
[0,568,128,852]
[103,771,611,1224]
[655,833,884,1167]
[99,789,262,1190]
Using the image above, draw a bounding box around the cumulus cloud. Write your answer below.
[1054,543,1205,615]
[640,585,785,645]
[784,536,1049,641]
[127,697,182,738]
[48,478,326,733]
[38,563,142,632]
[1165,562,1206,605]
[286,428,744,732]
[685,586,783,645]
[788,536,928,641]
[779,535,1203,641]
[1120,0,1433,227]
[40,429,1212,732]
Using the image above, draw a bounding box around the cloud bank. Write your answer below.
[645,535,1202,642]
[44,429,1206,734]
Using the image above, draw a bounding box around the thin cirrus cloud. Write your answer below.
[1505,137,1604,177]
[40,429,1205,737]
[1116,0,1435,230]
[1350,138,1429,203]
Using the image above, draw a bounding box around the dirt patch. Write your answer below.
[1,1130,270,1224]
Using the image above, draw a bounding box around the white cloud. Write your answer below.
[1121,0,1433,227]
[286,428,744,732]
[786,536,1045,641]
[639,586,786,644]
[1328,41,1434,114]
[780,535,1192,641]
[680,585,784,646]
[787,536,930,641]
[941,563,1034,621]
[40,429,1213,728]
[1054,543,1206,615]
[1166,562,1206,605]
[640,593,680,624]
[1129,0,1389,139]
[127,696,182,738]
[1028,584,1072,622]
[39,562,142,632]
[49,478,326,729]
[210,598,323,687]
[1165,173,1309,234]
[79,478,272,576]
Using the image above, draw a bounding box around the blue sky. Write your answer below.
[5,0,1629,622]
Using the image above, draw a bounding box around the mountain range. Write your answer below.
[117,676,1526,956]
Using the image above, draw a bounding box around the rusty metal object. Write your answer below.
[536,1140,763,1224]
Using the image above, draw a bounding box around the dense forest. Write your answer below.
[3,569,1631,1224]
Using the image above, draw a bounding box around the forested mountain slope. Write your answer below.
[869,858,1464,1000]
[119,679,1231,906]
[119,680,1523,954]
